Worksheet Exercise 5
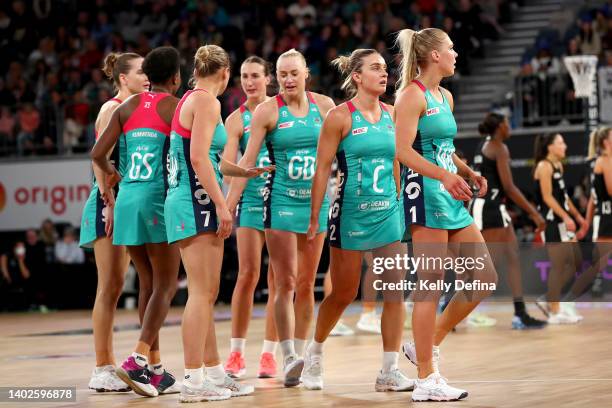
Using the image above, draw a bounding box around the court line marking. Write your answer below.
[327,378,612,387]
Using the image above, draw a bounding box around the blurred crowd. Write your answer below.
[0,0,517,157]
[0,219,91,312]
[516,3,612,127]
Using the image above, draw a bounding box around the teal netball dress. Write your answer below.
[401,80,472,230]
[328,101,402,250]
[235,104,271,230]
[263,92,329,234]
[113,92,172,246]
[80,97,126,248]
[164,89,228,243]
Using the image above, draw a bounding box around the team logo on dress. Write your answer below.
[352,127,368,135]
[282,111,288,117]
[288,188,297,197]
[245,114,251,120]
[426,107,440,116]
[167,153,179,187]
[355,115,361,122]
[278,121,294,129]
[145,101,152,109]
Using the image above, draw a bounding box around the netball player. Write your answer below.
[394,28,497,401]
[81,52,148,392]
[164,45,268,403]
[92,47,183,397]
[470,113,547,329]
[301,49,413,392]
[227,49,335,387]
[533,132,587,324]
[562,128,612,305]
[222,56,279,378]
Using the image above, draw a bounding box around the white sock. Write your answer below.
[230,338,246,354]
[261,340,278,355]
[131,352,148,367]
[280,339,296,360]
[294,338,307,356]
[307,340,324,356]
[184,367,204,386]
[94,365,112,374]
[205,364,226,385]
[151,363,164,376]
[382,351,399,373]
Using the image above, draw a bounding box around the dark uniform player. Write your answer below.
[469,113,547,329]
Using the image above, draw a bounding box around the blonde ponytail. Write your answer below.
[396,29,418,94]
[588,128,599,160]
[395,28,449,95]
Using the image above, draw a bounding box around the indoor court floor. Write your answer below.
[1,302,611,407]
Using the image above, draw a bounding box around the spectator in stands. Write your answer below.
[0,78,15,107]
[288,0,316,30]
[0,241,32,310]
[0,0,513,156]
[24,229,46,272]
[531,48,561,76]
[577,17,602,56]
[565,38,582,58]
[28,37,58,69]
[0,106,15,155]
[39,218,58,264]
[16,102,40,156]
[82,69,112,105]
[479,0,506,37]
[55,226,85,265]
[23,228,49,308]
[604,50,612,67]
[601,16,612,52]
[63,91,89,153]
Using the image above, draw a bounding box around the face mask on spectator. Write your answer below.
[15,244,26,257]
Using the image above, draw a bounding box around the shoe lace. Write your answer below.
[227,352,241,368]
[261,353,275,367]
[388,368,404,382]
[431,373,449,385]
[308,355,322,375]
[223,376,241,391]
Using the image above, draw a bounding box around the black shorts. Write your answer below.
[469,198,511,231]
[540,222,575,243]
